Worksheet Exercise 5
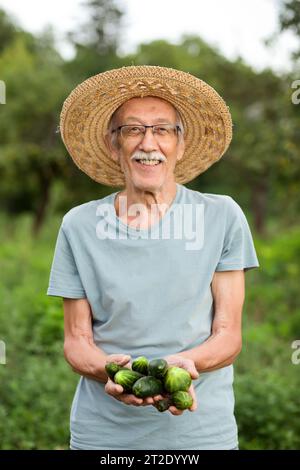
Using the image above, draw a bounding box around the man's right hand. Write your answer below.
[104,354,164,406]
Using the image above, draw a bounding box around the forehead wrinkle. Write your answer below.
[123,116,175,124]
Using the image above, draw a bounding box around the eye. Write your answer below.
[154,126,170,135]
[126,126,143,135]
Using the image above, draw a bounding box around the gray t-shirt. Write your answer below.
[47,183,259,450]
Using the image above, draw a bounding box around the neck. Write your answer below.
[114,181,178,229]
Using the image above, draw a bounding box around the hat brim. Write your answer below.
[60,65,232,186]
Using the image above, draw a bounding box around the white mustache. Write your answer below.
[131,151,166,162]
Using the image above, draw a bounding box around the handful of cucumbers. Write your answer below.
[105,356,194,412]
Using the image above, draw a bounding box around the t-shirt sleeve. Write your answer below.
[46,221,87,298]
[215,196,260,273]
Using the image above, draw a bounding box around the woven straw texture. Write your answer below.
[60,65,233,187]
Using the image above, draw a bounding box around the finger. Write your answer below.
[121,394,144,406]
[119,362,132,370]
[165,356,199,380]
[105,383,124,396]
[189,364,199,380]
[188,385,197,411]
[106,354,131,366]
[105,379,124,396]
[183,361,199,380]
[153,394,164,402]
[168,406,183,416]
[144,397,155,405]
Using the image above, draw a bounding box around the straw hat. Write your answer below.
[59,65,232,187]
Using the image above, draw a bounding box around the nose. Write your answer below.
[138,127,159,152]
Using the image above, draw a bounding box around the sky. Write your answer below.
[0,0,298,73]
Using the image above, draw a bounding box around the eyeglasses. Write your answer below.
[111,124,182,141]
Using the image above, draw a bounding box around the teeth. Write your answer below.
[137,159,161,166]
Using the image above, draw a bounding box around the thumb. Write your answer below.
[106,354,131,366]
[184,361,199,380]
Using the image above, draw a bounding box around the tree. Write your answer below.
[0,26,73,234]
[279,0,300,59]
[70,0,124,55]
[0,4,127,234]
[0,9,18,53]
[64,0,126,81]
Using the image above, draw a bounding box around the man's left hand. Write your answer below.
[157,354,199,416]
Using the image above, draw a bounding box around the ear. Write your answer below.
[104,132,120,163]
[176,138,185,162]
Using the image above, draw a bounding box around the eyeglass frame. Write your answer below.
[111,124,182,139]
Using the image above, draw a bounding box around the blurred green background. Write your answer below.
[0,0,300,450]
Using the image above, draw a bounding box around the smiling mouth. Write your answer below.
[133,159,163,167]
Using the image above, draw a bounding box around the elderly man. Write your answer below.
[47,66,259,450]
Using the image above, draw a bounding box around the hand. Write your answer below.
[159,354,199,416]
[104,354,164,407]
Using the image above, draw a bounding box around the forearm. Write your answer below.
[64,335,108,383]
[179,330,242,373]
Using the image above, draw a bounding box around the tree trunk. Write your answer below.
[250,180,269,235]
[32,176,51,237]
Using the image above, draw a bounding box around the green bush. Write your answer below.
[0,213,76,449]
[235,369,300,450]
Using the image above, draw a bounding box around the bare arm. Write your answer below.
[179,270,245,372]
[63,298,130,383]
[63,298,161,406]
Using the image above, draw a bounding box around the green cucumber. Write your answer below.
[105,362,124,380]
[132,356,149,375]
[132,376,163,398]
[148,358,168,379]
[154,396,172,412]
[114,369,143,392]
[172,391,193,410]
[164,366,192,393]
